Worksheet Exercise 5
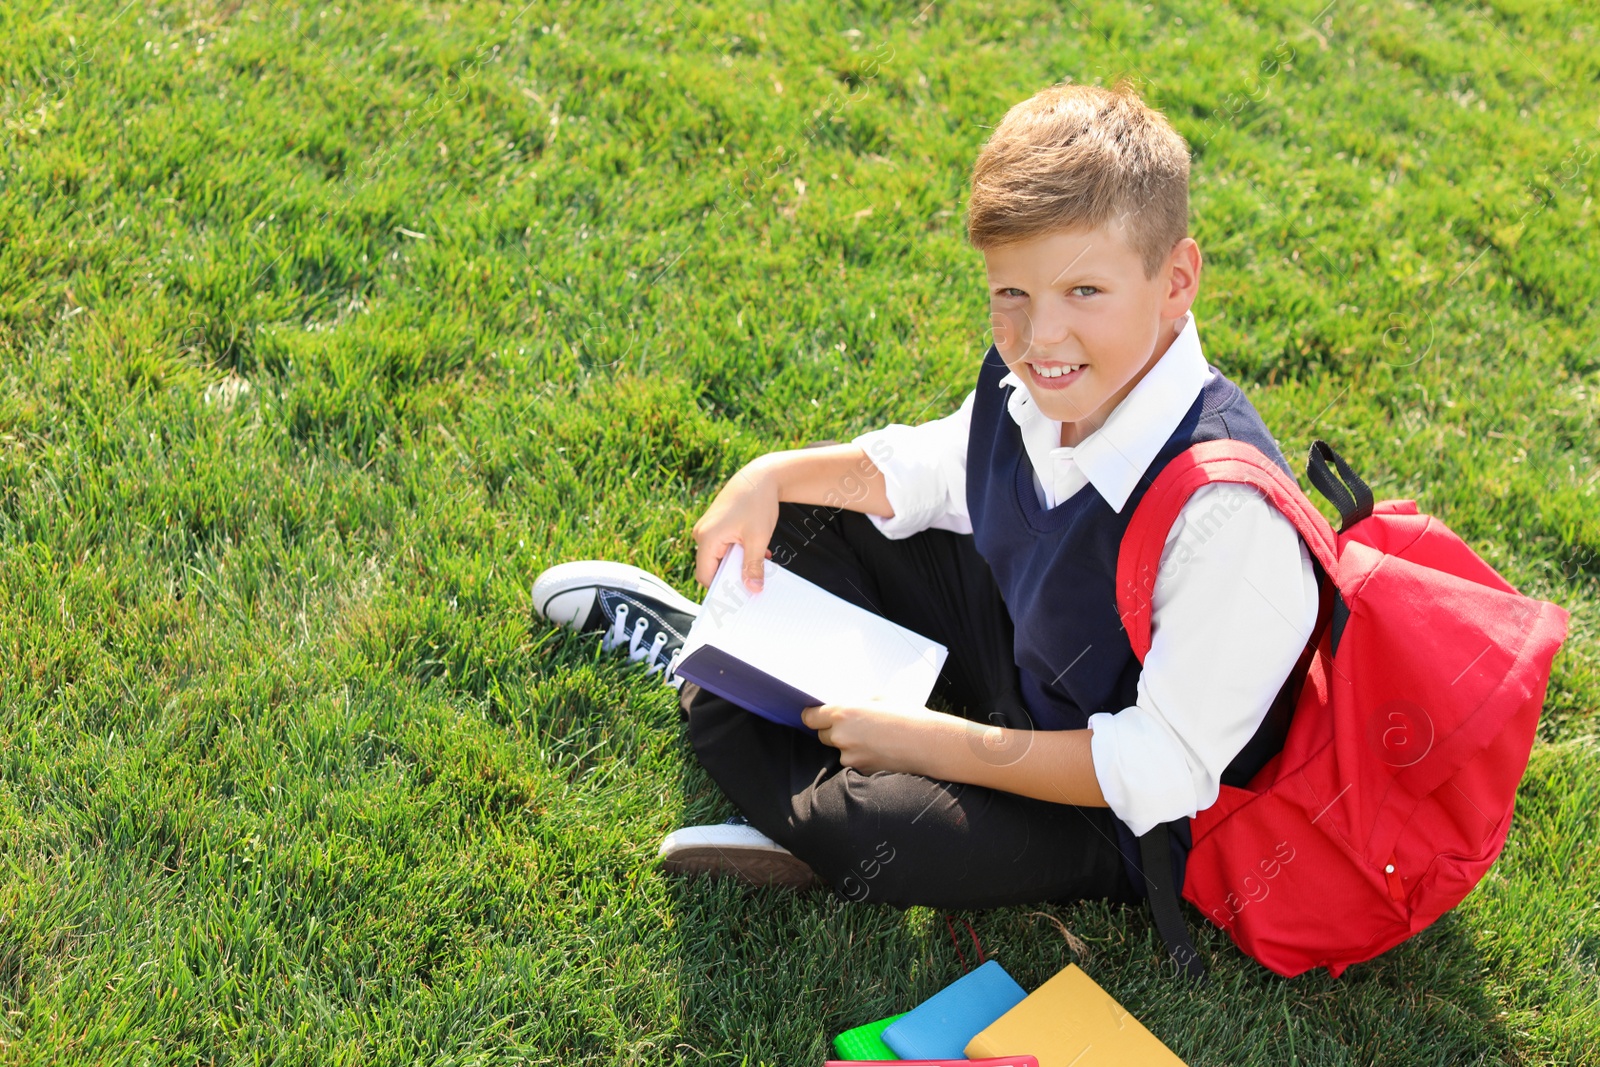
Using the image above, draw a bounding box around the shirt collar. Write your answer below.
[995,312,1212,513]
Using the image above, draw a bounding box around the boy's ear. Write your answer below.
[1164,237,1201,315]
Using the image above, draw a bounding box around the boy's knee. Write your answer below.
[676,680,700,720]
[786,775,927,908]
[685,686,745,771]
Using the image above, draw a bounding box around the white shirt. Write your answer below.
[851,313,1320,836]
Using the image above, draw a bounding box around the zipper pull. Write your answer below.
[1383,855,1404,902]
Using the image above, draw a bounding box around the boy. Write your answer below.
[533,80,1318,910]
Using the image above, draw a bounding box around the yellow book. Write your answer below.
[964,964,1189,1067]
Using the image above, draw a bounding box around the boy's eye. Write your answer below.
[994,285,1096,297]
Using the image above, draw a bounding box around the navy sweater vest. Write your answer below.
[965,344,1297,899]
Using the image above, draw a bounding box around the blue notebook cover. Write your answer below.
[881,960,1028,1059]
[674,644,820,731]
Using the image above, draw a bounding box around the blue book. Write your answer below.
[674,544,947,730]
[881,960,1029,1060]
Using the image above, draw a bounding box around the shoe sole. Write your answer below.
[660,843,822,890]
[532,560,700,623]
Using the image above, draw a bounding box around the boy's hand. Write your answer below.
[801,700,963,776]
[692,457,782,592]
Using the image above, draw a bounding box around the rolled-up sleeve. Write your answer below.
[850,389,976,539]
[1087,482,1320,836]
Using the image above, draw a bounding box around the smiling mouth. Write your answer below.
[1025,361,1086,391]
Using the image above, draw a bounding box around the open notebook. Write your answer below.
[675,544,949,730]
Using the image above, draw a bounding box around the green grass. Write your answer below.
[0,0,1597,1062]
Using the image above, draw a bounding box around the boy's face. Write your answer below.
[984,220,1200,447]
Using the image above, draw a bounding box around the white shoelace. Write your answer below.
[600,603,686,689]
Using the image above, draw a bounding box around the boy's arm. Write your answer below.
[695,390,979,590]
[748,441,896,517]
[749,387,978,523]
[1085,482,1320,835]
[693,442,895,591]
[801,700,1109,807]
[925,717,1109,808]
[849,389,978,538]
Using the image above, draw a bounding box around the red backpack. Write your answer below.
[1117,439,1571,980]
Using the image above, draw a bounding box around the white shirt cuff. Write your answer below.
[1088,707,1201,837]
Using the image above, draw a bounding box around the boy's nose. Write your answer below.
[1024,303,1074,352]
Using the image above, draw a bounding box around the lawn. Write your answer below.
[0,0,1597,1063]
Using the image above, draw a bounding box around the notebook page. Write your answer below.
[687,544,947,708]
[678,543,754,662]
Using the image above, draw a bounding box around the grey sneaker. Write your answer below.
[533,560,699,689]
[657,817,822,890]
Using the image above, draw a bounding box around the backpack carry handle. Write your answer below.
[1305,440,1374,533]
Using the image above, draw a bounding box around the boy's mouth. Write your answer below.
[1027,361,1085,390]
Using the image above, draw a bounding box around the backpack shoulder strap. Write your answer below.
[1117,439,1339,663]
[1140,822,1208,983]
[1118,439,1338,984]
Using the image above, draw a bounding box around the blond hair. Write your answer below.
[966,79,1191,278]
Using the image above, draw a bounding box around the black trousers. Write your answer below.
[687,501,1139,910]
